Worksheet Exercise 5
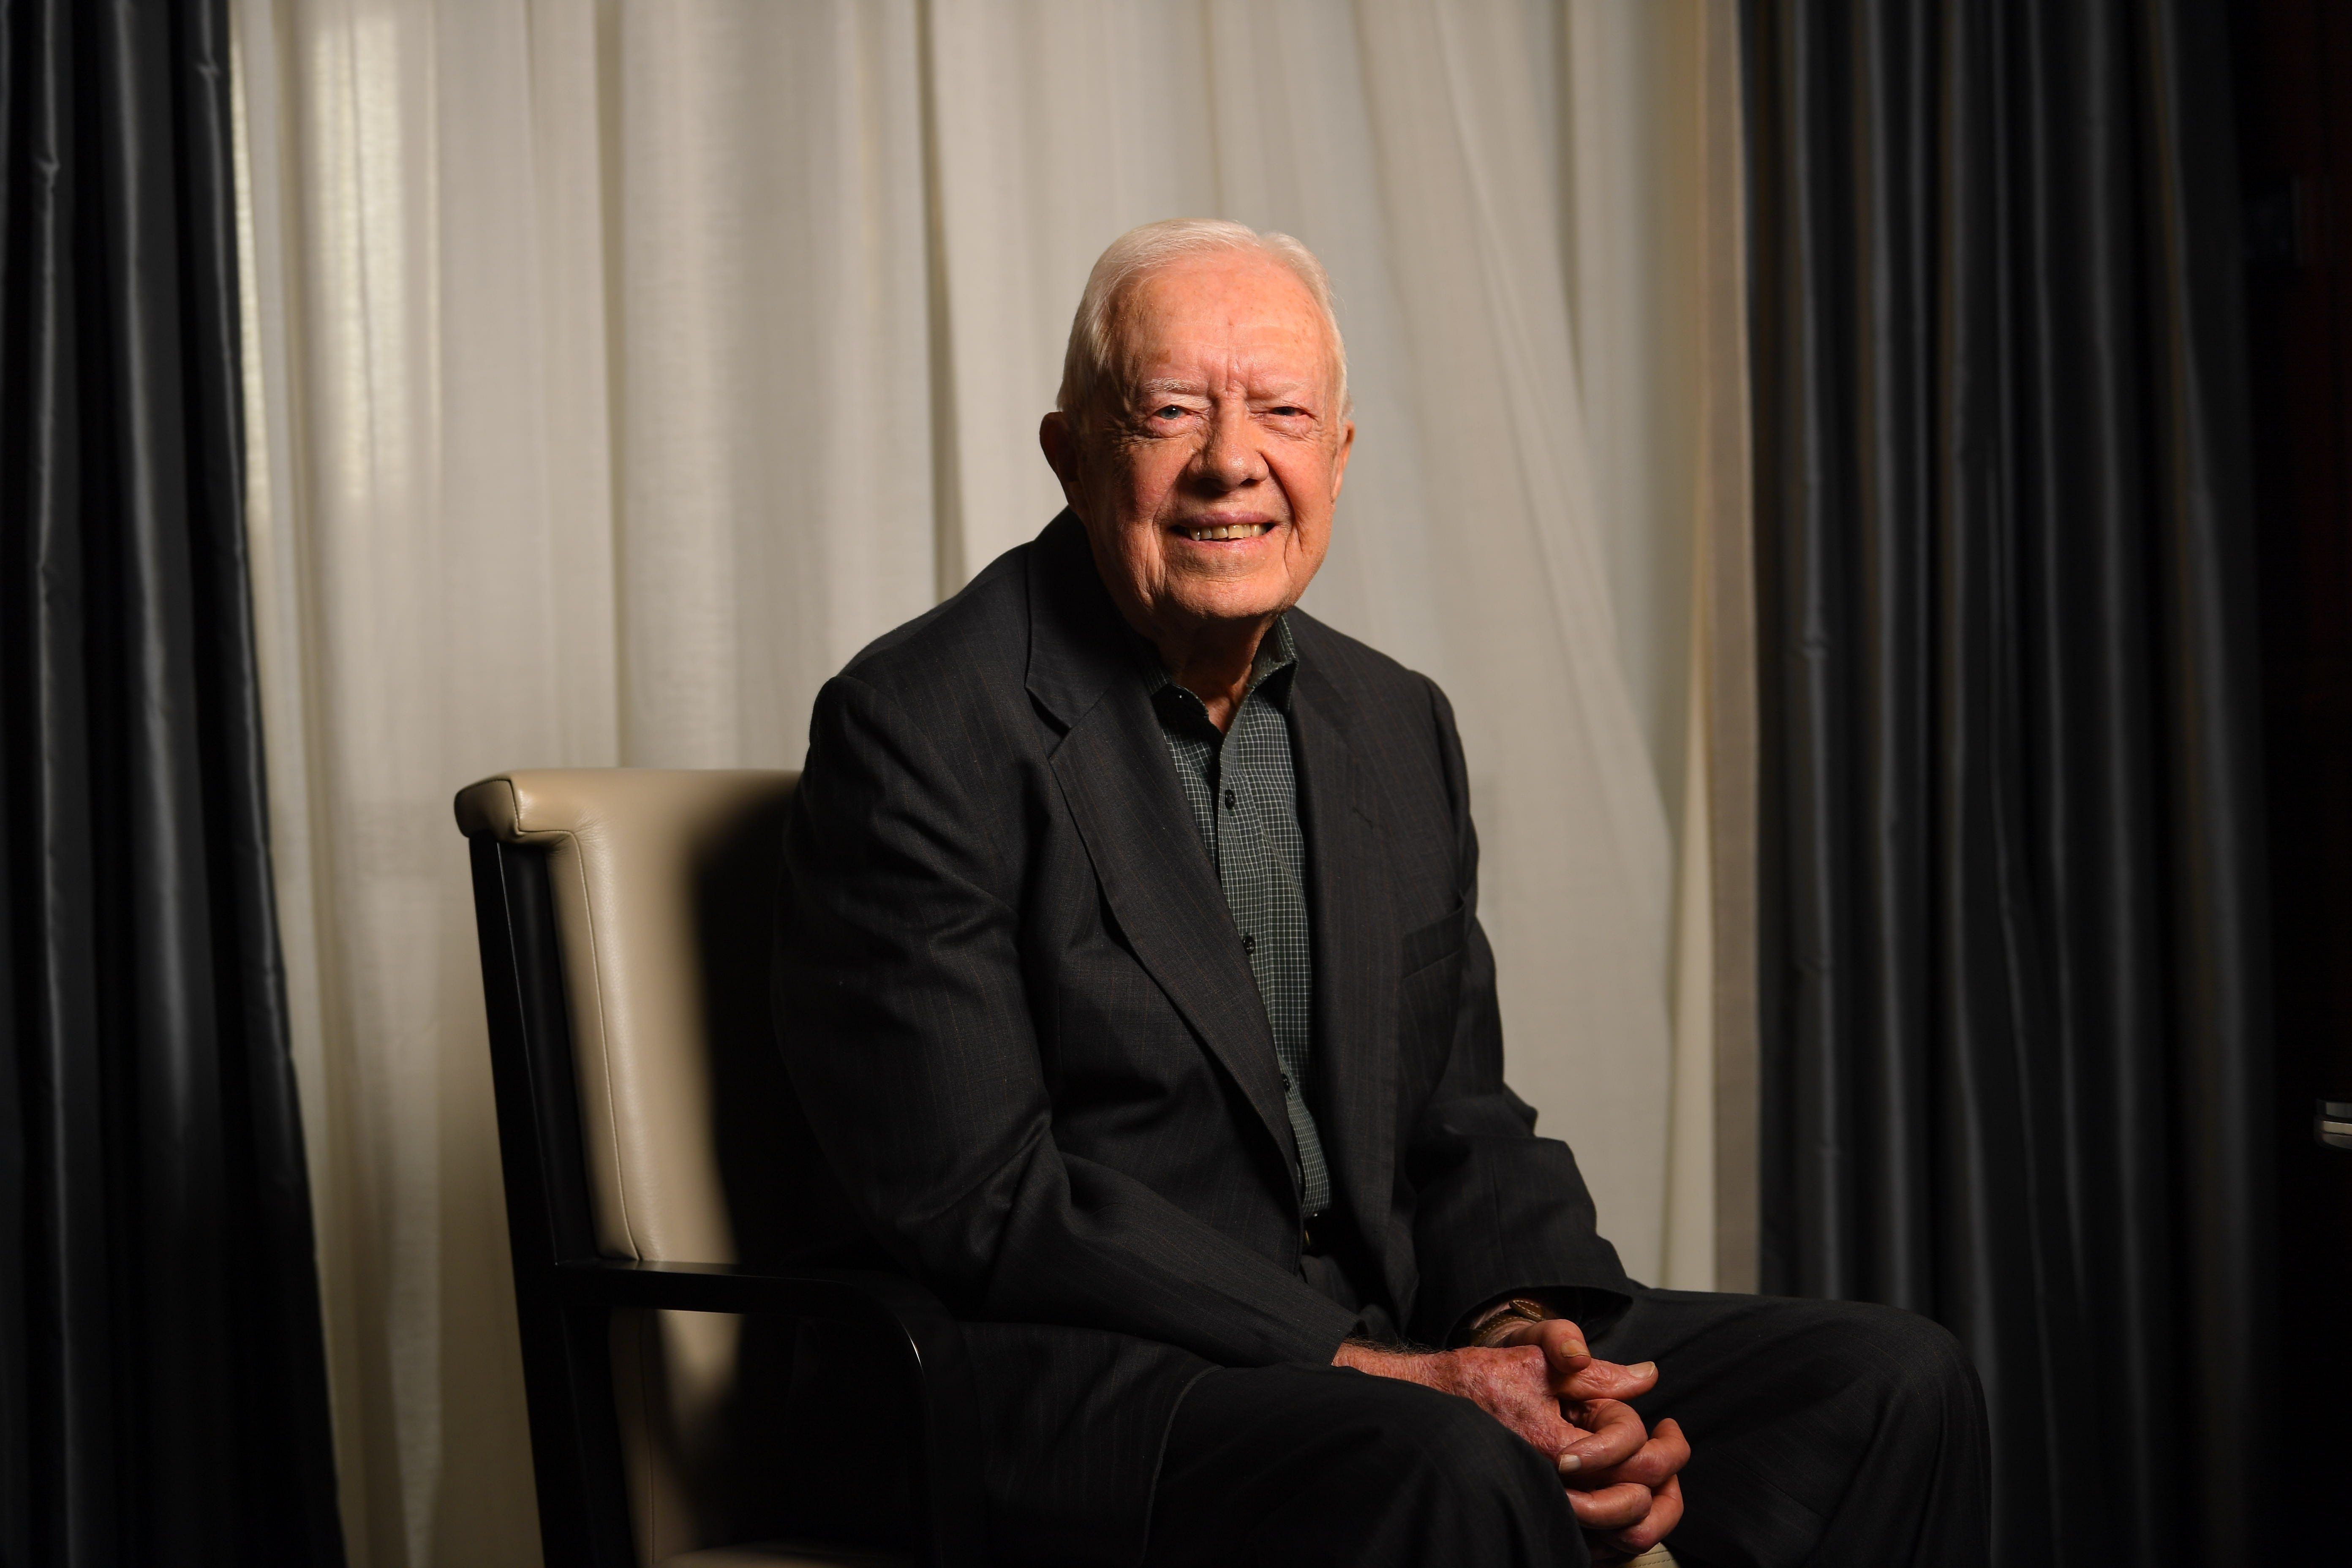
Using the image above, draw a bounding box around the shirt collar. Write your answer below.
[1138,614,1300,715]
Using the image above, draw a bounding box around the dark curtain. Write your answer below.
[1742,3,2271,1565]
[0,1,346,1564]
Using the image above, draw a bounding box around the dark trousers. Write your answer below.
[1143,1289,1989,1568]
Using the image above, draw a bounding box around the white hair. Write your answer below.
[1056,218,1350,420]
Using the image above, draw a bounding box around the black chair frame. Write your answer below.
[465,835,988,1568]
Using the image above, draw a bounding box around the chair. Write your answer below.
[455,769,984,1568]
[457,767,1680,1568]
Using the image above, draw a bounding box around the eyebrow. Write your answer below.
[1134,377,1318,399]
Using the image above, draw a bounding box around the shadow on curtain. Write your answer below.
[0,0,344,1562]
[1742,1,2271,1563]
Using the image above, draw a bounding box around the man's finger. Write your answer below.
[1534,1317,1591,1371]
[1606,1471,1685,1554]
[1586,1418,1690,1490]
[1558,1357,1657,1403]
[1650,1418,1690,1478]
[1564,1479,1652,1531]
[1558,1397,1648,1474]
[1489,1316,1593,1371]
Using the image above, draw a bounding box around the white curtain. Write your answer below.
[231,3,1745,1562]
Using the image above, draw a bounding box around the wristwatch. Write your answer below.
[1460,1295,1554,1348]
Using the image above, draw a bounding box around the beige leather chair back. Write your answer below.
[456,768,799,1566]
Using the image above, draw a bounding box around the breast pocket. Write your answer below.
[1399,898,1467,977]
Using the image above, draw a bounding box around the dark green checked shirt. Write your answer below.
[1143,614,1331,1216]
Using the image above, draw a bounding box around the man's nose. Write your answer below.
[1196,404,1266,490]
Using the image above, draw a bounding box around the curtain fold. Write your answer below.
[0,0,345,1563]
[1742,1,2271,1562]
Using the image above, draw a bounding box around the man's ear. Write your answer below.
[1330,417,1356,503]
[1040,410,1083,504]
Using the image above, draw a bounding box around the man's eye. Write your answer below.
[1154,405,1187,420]
[1269,406,1305,417]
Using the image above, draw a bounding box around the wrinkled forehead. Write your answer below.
[1103,254,1338,395]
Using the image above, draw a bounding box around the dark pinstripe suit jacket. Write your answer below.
[777,512,1629,1564]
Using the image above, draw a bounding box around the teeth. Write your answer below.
[1184,523,1270,542]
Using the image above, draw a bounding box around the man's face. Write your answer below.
[1043,251,1353,643]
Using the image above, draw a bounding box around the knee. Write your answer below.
[1345,1382,1562,1504]
[1837,1302,1982,1418]
[1356,1385,1563,1514]
[1276,1377,1581,1564]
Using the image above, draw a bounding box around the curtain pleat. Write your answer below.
[0,1,346,1563]
[1743,1,2270,1561]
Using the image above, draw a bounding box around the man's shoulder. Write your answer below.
[1286,608,1443,721]
[1285,610,1466,819]
[833,536,1033,702]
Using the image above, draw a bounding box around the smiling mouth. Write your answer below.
[1177,521,1275,542]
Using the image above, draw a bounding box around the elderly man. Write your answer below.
[778,220,1987,1567]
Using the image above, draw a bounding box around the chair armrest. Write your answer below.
[557,1258,947,1323]
[555,1259,987,1568]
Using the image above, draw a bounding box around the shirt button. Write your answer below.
[1222,789,1236,812]
[1242,932,1256,952]
[1279,1071,1293,1091]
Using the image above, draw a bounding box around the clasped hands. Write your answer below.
[1333,1320,1686,1559]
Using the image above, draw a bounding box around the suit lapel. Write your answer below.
[1026,517,1298,1167]
[1290,650,1407,1306]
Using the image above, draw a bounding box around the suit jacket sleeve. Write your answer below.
[1400,677,1634,1347]
[778,672,1363,1368]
